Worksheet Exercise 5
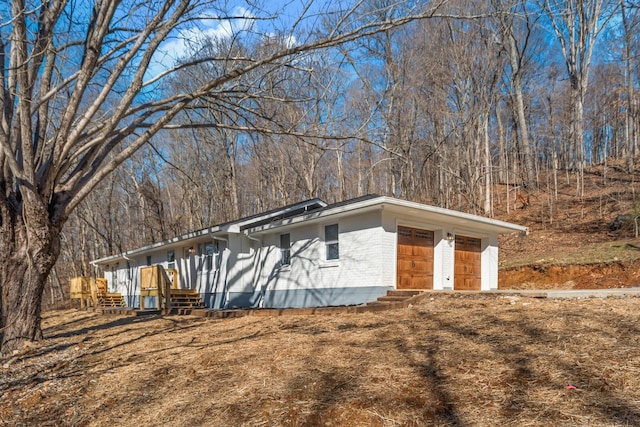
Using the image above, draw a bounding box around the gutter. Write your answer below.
[209,232,228,244]
[244,230,262,245]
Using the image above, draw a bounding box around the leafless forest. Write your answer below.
[25,1,638,303]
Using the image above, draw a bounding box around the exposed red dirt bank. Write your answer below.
[499,259,640,290]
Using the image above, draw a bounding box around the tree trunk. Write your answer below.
[1,192,62,355]
[513,72,535,187]
[621,2,636,173]
[574,84,585,197]
[482,114,492,216]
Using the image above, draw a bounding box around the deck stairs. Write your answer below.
[367,290,423,306]
[169,289,205,309]
[97,293,127,307]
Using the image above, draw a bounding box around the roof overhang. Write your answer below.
[91,198,327,266]
[247,196,528,236]
[91,226,228,266]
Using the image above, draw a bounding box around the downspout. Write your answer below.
[210,234,228,274]
[123,254,137,306]
[212,234,228,244]
[244,231,265,308]
[89,261,98,275]
[244,231,262,245]
[209,233,229,309]
[123,254,137,283]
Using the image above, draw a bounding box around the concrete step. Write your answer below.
[386,290,422,297]
[367,289,425,306]
[365,300,388,306]
[377,295,413,302]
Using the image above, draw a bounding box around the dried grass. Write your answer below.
[1,295,640,426]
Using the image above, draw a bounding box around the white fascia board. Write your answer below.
[91,199,326,265]
[379,197,528,234]
[247,196,527,235]
[247,197,387,234]
[91,225,226,265]
[233,198,327,229]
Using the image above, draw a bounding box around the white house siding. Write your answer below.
[95,198,519,309]
[222,234,258,307]
[223,210,392,308]
[482,234,499,291]
[100,241,226,309]
[380,211,400,288]
[106,262,137,307]
[440,239,454,290]
[177,241,227,309]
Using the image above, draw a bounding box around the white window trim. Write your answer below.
[279,233,291,269]
[320,223,340,267]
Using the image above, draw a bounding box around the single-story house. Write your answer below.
[91,195,527,309]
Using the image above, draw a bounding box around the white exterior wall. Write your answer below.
[440,236,455,290]
[106,259,140,307]
[482,234,499,290]
[98,206,508,309]
[102,240,228,308]
[220,210,391,308]
[379,210,400,287]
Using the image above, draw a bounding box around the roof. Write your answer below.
[92,198,326,265]
[247,195,528,236]
[92,195,526,265]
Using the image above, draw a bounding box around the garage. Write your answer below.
[454,235,481,290]
[396,226,434,289]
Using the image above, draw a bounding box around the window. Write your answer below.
[325,224,339,260]
[204,242,216,256]
[204,242,216,271]
[167,250,175,269]
[280,233,291,266]
[184,247,195,259]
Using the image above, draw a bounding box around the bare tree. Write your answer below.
[492,0,540,188]
[538,0,617,195]
[0,0,444,354]
[620,0,640,173]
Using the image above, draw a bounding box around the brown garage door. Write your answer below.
[397,226,434,289]
[454,235,481,290]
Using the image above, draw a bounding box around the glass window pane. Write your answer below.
[326,243,339,260]
[325,224,339,260]
[325,224,338,242]
[280,234,291,265]
[204,242,214,256]
[281,249,291,265]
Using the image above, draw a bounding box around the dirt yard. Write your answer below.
[1,294,639,426]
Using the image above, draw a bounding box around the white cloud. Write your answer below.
[147,6,256,79]
[263,32,299,49]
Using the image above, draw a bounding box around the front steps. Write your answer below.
[97,293,126,307]
[169,289,205,309]
[367,290,423,306]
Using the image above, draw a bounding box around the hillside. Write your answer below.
[495,161,640,289]
[1,295,639,426]
[2,163,640,426]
